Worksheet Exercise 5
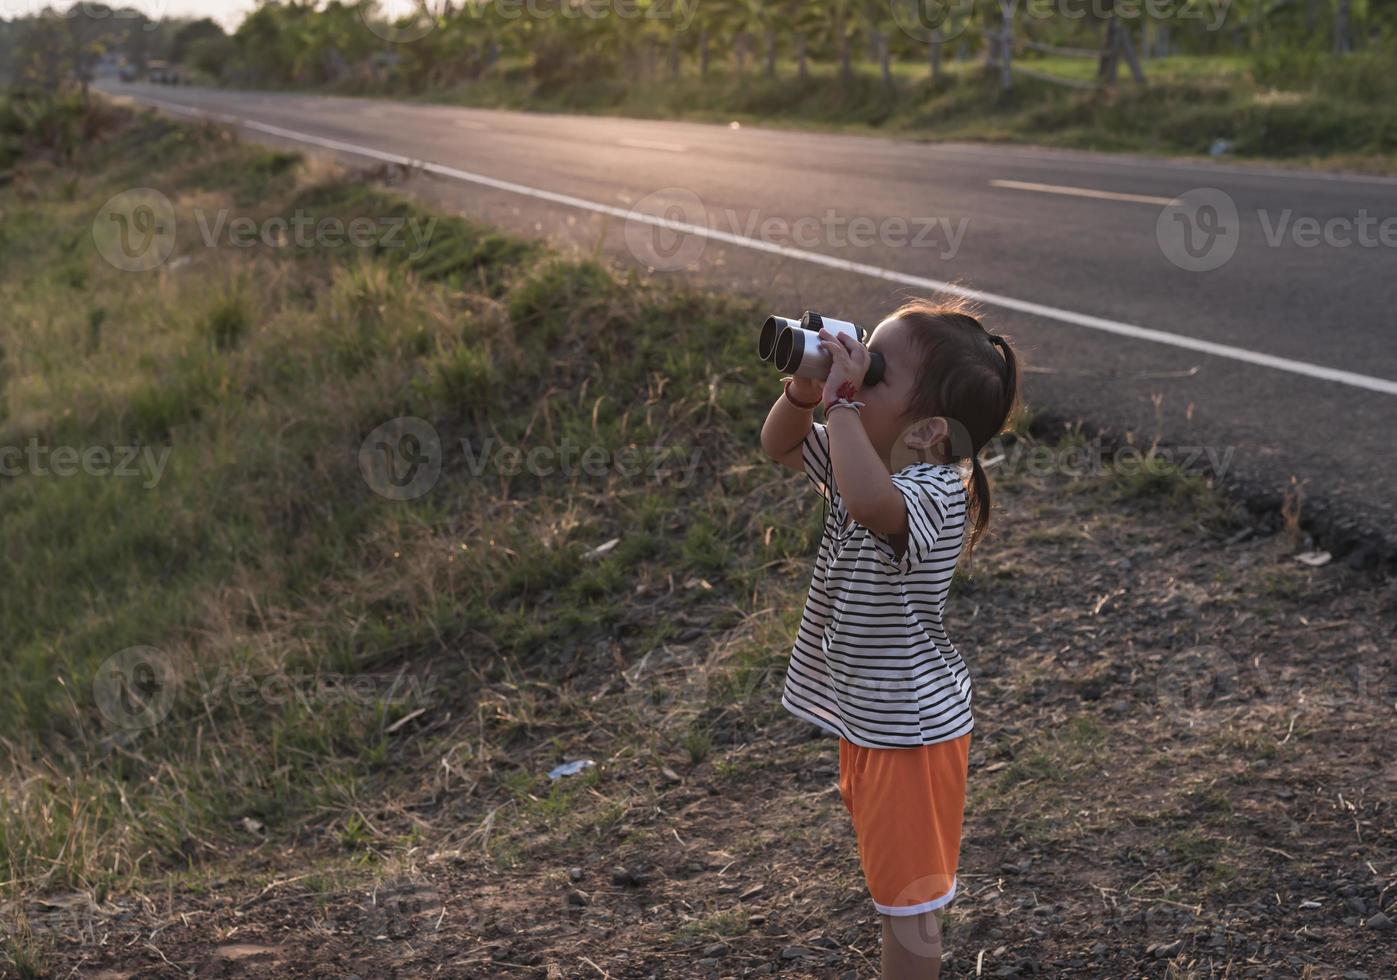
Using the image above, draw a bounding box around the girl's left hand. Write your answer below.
[819,328,870,407]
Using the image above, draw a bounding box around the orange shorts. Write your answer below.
[838,731,972,917]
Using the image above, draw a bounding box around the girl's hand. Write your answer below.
[788,374,823,406]
[819,328,870,406]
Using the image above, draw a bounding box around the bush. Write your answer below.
[1252,48,1397,103]
[0,86,120,166]
[205,294,252,352]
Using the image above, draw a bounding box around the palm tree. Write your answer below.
[785,0,823,81]
[690,1,725,77]
[861,0,896,89]
[1334,0,1353,52]
[820,0,857,86]
[727,0,769,75]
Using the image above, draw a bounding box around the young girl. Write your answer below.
[759,299,1020,979]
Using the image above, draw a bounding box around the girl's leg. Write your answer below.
[880,908,942,980]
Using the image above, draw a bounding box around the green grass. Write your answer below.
[0,98,821,895]
[0,917,51,980]
[674,907,749,941]
[0,89,1254,912]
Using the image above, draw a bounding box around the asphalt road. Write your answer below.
[99,82,1397,566]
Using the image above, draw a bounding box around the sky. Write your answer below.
[1,1,259,30]
[1,1,427,31]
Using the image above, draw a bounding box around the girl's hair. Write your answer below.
[890,297,1022,564]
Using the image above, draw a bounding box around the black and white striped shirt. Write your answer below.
[780,422,973,749]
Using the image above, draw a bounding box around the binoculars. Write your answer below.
[758,311,885,387]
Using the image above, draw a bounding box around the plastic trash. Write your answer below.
[548,759,595,780]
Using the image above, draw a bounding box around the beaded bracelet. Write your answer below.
[825,398,865,417]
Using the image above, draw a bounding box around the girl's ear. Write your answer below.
[903,417,949,451]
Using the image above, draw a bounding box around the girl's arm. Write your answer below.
[760,376,824,472]
[820,330,909,538]
[825,408,908,538]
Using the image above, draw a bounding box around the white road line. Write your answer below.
[143,100,202,117]
[619,138,687,153]
[125,95,1397,397]
[940,141,1397,187]
[990,179,1175,206]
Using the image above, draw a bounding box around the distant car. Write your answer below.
[146,61,180,85]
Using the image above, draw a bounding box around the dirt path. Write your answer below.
[18,453,1397,979]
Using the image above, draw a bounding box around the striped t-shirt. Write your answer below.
[780,422,973,749]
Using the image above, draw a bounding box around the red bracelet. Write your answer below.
[823,380,860,413]
[783,378,821,410]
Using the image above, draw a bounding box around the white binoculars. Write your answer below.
[758,311,886,386]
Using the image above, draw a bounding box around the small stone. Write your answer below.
[702,942,726,958]
[568,867,584,883]
[565,888,590,906]
[1365,911,1391,931]
[1152,939,1182,959]
[611,867,634,887]
[1345,896,1367,915]
[780,946,815,959]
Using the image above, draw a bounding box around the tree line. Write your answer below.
[1,1,1392,95]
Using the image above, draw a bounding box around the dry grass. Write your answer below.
[2,100,1393,979]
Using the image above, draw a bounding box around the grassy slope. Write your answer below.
[348,53,1397,174]
[0,103,808,894]
[3,103,1394,978]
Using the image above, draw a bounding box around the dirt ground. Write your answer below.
[13,450,1397,979]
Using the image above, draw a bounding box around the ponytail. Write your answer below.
[963,454,992,569]
[891,296,1024,570]
[960,332,1021,567]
